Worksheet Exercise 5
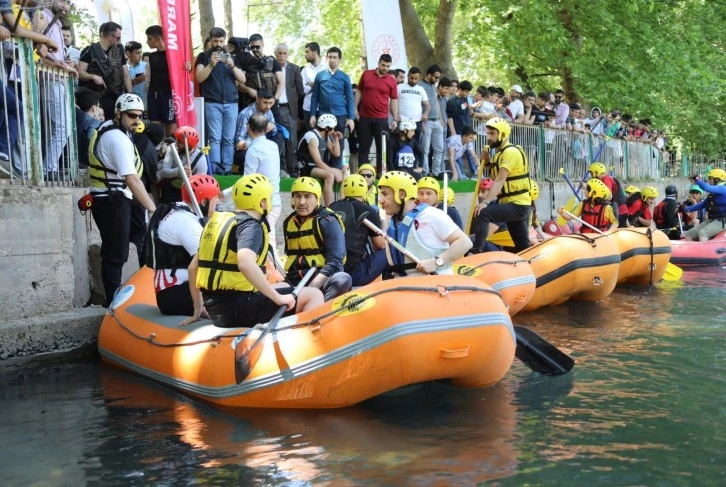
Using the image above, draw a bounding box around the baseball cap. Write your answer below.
[510,84,524,94]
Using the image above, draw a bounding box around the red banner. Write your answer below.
[158,0,196,127]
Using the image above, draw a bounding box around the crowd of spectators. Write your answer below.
[0,3,671,183]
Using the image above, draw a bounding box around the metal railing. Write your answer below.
[472,120,667,182]
[1,37,78,186]
[681,149,726,179]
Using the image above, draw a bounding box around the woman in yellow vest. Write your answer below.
[470,118,532,253]
[182,174,323,328]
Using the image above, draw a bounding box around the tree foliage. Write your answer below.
[249,0,724,155]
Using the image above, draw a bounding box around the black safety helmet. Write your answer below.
[665,184,677,197]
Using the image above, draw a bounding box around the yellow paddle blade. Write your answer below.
[556,196,579,226]
[662,262,683,282]
[487,230,515,247]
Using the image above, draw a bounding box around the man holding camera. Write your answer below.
[237,34,284,117]
[195,27,246,175]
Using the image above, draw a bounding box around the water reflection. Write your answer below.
[98,368,524,485]
[1,267,723,485]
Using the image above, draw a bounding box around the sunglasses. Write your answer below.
[124,112,142,119]
[360,173,374,179]
[250,45,262,50]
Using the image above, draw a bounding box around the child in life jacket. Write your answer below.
[628,186,658,228]
[558,178,617,233]
[387,119,424,179]
[620,185,641,227]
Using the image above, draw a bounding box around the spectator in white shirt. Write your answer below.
[244,113,282,251]
[508,84,525,123]
[397,66,430,144]
[301,42,327,122]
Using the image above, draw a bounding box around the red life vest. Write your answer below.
[581,200,610,233]
[653,200,666,227]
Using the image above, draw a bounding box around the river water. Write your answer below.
[1,268,724,486]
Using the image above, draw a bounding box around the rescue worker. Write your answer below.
[182,174,323,328]
[558,178,617,233]
[329,175,388,286]
[629,186,658,228]
[654,184,680,239]
[297,113,343,206]
[358,163,378,207]
[145,175,220,316]
[283,177,352,300]
[437,187,464,230]
[157,126,209,202]
[416,176,440,206]
[471,118,532,253]
[685,168,726,241]
[89,93,157,306]
[378,171,471,275]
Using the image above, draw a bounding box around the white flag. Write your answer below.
[360,0,408,71]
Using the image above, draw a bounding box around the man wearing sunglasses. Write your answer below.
[238,34,284,118]
[89,94,157,307]
[78,21,133,120]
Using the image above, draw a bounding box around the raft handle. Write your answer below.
[440,346,470,359]
[592,276,603,286]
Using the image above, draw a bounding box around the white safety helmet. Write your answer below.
[115,93,145,113]
[317,113,337,129]
[398,118,416,132]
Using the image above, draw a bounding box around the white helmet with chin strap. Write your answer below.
[115,93,145,113]
[317,113,337,129]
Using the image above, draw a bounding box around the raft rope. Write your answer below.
[646,227,655,290]
[107,284,502,348]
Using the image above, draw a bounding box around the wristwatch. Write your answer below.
[435,256,445,267]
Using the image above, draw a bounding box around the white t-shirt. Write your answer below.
[508,99,524,122]
[302,61,327,111]
[414,205,459,249]
[154,204,203,292]
[397,83,429,122]
[244,136,282,207]
[91,121,138,199]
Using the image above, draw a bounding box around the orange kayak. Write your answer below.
[607,228,671,284]
[452,251,536,316]
[518,234,621,312]
[99,267,516,409]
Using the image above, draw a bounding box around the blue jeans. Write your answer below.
[0,83,19,158]
[205,102,237,174]
[348,249,389,287]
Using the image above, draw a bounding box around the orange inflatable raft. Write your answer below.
[518,233,621,312]
[607,228,671,284]
[452,251,536,316]
[99,268,517,409]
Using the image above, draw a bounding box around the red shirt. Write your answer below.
[601,174,616,196]
[357,69,398,119]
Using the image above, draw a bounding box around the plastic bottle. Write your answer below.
[341,136,350,179]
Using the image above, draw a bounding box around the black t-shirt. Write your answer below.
[229,215,265,255]
[238,52,282,75]
[79,43,127,92]
[531,107,554,125]
[148,50,171,92]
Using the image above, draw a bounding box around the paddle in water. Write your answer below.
[232,267,317,384]
[359,213,574,376]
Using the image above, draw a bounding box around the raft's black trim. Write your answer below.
[670,254,726,266]
[619,246,672,262]
[536,255,622,288]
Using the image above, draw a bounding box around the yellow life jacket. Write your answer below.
[196,211,269,292]
[366,185,379,207]
[88,123,143,192]
[491,143,531,205]
[283,208,346,273]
